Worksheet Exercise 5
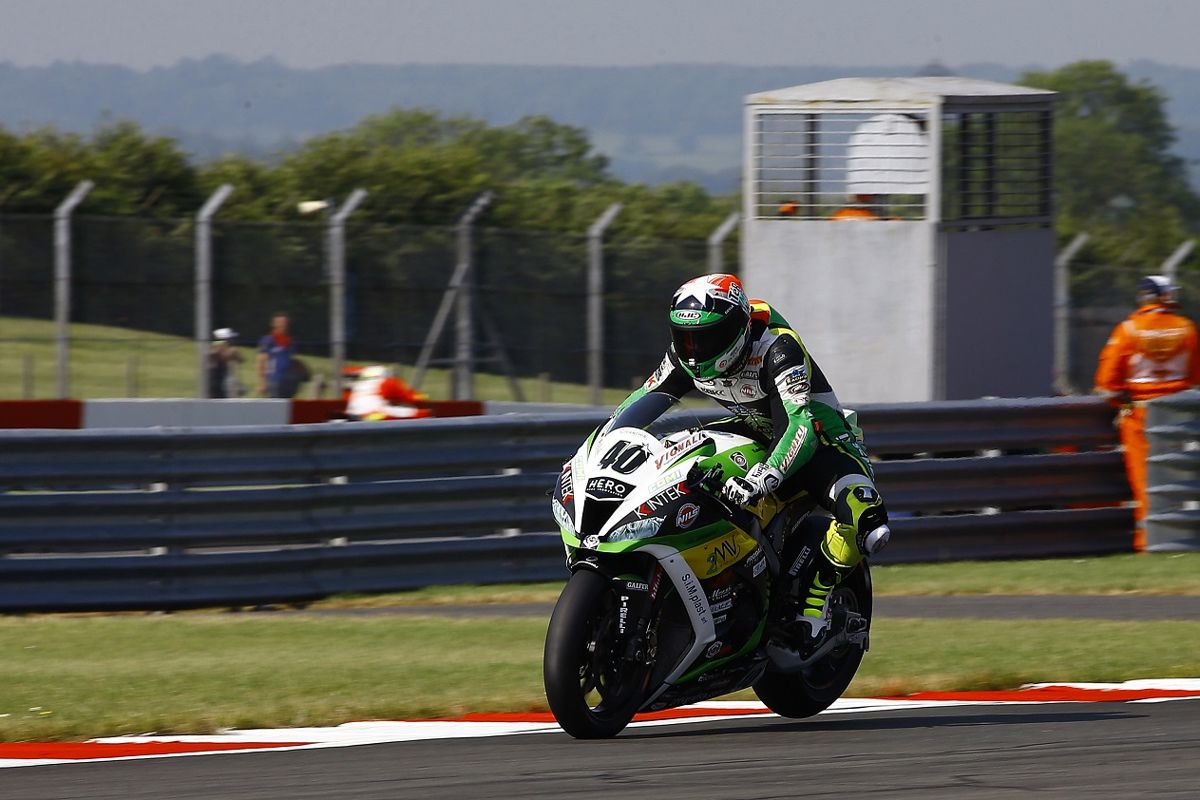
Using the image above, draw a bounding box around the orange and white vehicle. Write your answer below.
[344,366,430,421]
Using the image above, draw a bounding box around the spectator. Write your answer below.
[257,312,297,398]
[1094,275,1200,549]
[831,193,883,221]
[207,327,245,398]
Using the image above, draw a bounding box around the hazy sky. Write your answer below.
[1,0,1196,70]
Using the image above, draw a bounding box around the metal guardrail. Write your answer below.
[1146,389,1200,551]
[0,397,1132,611]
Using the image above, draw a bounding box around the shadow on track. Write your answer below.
[618,709,1141,740]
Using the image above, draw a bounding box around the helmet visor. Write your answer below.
[671,309,748,365]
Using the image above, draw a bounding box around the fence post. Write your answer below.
[1053,232,1089,395]
[1160,239,1195,281]
[453,192,494,400]
[412,191,493,393]
[53,180,94,399]
[195,184,234,398]
[588,203,622,406]
[329,189,368,392]
[707,212,740,274]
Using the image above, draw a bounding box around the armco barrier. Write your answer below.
[0,397,1132,611]
[1146,389,1200,551]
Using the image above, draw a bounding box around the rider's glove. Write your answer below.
[721,463,783,508]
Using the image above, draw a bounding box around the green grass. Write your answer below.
[0,315,646,404]
[305,553,1200,610]
[1,613,1196,741]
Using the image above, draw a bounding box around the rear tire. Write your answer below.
[753,562,872,718]
[543,569,647,738]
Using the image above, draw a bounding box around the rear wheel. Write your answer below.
[753,562,872,718]
[543,569,648,738]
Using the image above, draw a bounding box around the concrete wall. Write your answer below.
[938,228,1056,399]
[83,399,292,429]
[742,220,936,403]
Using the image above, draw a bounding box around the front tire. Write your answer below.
[753,562,872,718]
[543,569,647,738]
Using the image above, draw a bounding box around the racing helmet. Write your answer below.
[1136,274,1179,306]
[668,274,752,380]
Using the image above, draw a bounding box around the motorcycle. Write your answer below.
[544,418,873,738]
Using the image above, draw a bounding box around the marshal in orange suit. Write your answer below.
[1094,275,1200,549]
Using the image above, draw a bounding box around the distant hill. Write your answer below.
[2,57,1198,192]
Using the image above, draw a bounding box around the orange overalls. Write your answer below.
[1094,302,1200,549]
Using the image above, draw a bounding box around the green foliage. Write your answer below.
[0,108,732,240]
[1020,61,1200,270]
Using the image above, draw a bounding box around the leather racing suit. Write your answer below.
[611,299,891,577]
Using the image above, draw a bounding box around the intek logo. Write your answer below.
[637,482,689,517]
[558,465,573,503]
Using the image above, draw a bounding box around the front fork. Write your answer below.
[572,558,664,672]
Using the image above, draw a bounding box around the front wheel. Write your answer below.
[543,569,647,738]
[753,562,872,718]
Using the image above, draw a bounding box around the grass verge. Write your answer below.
[308,553,1200,610]
[1,613,1197,742]
[0,315,650,404]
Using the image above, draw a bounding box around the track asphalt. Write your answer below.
[4,697,1197,799]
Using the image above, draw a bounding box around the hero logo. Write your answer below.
[675,503,700,529]
[654,432,707,469]
[637,482,689,517]
[585,477,633,500]
[679,570,709,625]
[674,310,703,322]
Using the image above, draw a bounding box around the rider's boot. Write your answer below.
[794,546,846,650]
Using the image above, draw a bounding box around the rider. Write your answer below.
[609,273,891,648]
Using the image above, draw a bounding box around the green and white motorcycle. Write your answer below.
[544,416,872,739]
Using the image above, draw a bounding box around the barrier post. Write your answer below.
[1053,232,1089,395]
[587,203,622,406]
[53,180,94,399]
[706,212,740,274]
[195,184,234,398]
[329,189,368,391]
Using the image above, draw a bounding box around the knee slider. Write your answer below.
[831,480,889,557]
[859,523,891,556]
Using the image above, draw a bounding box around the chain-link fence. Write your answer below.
[0,214,717,400]
[2,211,1189,401]
[1065,257,1200,393]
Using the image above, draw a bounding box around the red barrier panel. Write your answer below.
[421,400,485,418]
[289,399,349,424]
[289,399,484,424]
[0,400,84,429]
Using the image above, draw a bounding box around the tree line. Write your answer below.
[0,109,736,240]
[1,59,1197,255]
